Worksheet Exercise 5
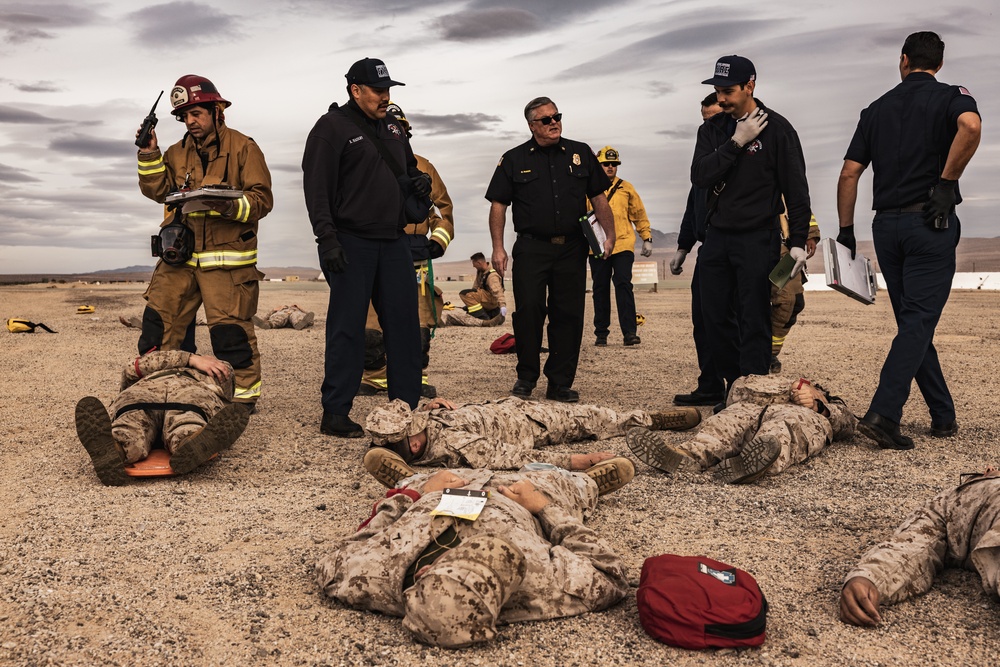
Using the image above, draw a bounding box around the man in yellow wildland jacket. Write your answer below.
[589,146,652,347]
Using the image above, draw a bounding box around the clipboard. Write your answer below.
[822,237,877,305]
[580,212,608,259]
[165,185,244,214]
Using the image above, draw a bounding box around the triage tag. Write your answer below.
[431,488,489,521]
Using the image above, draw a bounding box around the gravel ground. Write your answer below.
[1,281,998,666]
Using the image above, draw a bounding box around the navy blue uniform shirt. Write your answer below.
[844,71,979,211]
[485,137,611,238]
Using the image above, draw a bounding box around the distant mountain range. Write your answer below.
[4,233,1000,284]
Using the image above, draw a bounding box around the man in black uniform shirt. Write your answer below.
[485,97,615,403]
[837,32,981,450]
[302,57,429,437]
[692,55,811,397]
[671,93,728,407]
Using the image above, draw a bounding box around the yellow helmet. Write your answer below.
[636,313,645,327]
[596,146,621,164]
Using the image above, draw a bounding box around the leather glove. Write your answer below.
[500,307,507,317]
[789,246,807,277]
[641,240,653,257]
[320,246,348,274]
[411,173,432,197]
[923,178,957,229]
[428,240,445,259]
[732,109,768,148]
[669,248,688,275]
[837,224,857,260]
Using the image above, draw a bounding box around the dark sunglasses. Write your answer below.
[532,113,562,125]
[600,162,617,167]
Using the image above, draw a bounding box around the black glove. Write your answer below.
[923,178,957,229]
[321,246,348,274]
[411,173,432,197]
[428,240,445,259]
[837,225,857,260]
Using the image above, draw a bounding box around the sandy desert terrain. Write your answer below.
[1,280,999,666]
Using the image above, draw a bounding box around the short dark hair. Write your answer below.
[701,93,719,108]
[524,96,556,121]
[902,31,944,71]
[470,252,486,262]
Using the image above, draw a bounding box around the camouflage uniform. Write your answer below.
[314,467,629,648]
[676,375,856,474]
[110,350,234,463]
[257,304,311,328]
[440,309,504,327]
[845,476,1000,605]
[374,397,651,470]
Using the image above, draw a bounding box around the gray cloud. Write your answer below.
[434,8,539,41]
[466,0,608,21]
[657,126,700,140]
[412,112,503,135]
[14,80,61,93]
[0,3,100,43]
[49,134,125,158]
[560,18,779,79]
[0,162,40,183]
[127,2,240,46]
[648,81,676,97]
[0,105,65,124]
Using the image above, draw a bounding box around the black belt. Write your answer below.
[517,232,567,244]
[877,202,927,214]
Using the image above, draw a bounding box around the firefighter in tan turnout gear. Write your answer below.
[840,468,1000,627]
[74,351,250,486]
[135,74,273,408]
[460,252,507,320]
[360,102,453,399]
[770,210,821,373]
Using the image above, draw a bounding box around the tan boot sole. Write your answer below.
[75,397,128,486]
[169,404,249,475]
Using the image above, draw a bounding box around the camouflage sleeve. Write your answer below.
[354,490,417,538]
[535,504,630,611]
[826,402,857,439]
[486,272,506,308]
[120,350,192,390]
[425,431,572,470]
[844,494,948,605]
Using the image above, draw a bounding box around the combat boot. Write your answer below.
[364,447,416,488]
[626,427,697,475]
[769,355,782,374]
[292,311,315,330]
[252,315,271,329]
[649,407,702,431]
[170,404,250,475]
[584,457,635,495]
[75,396,129,486]
[713,435,781,484]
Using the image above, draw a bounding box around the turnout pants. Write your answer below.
[869,212,958,424]
[140,263,262,403]
[588,250,637,339]
[511,235,588,388]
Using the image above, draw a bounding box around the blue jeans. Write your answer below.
[868,211,959,424]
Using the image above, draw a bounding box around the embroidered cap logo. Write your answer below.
[376,64,388,78]
[716,62,731,77]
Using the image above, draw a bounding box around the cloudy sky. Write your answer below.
[0,0,996,274]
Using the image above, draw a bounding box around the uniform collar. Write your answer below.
[904,71,937,83]
[527,137,565,154]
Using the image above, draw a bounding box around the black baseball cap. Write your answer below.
[345,57,405,87]
[702,55,756,86]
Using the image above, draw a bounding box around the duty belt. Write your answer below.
[877,202,927,214]
[518,232,566,244]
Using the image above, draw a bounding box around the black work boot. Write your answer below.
[321,413,364,438]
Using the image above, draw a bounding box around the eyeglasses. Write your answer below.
[600,162,617,167]
[532,113,562,125]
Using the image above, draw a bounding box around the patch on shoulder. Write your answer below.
[498,156,503,166]
[958,85,973,96]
